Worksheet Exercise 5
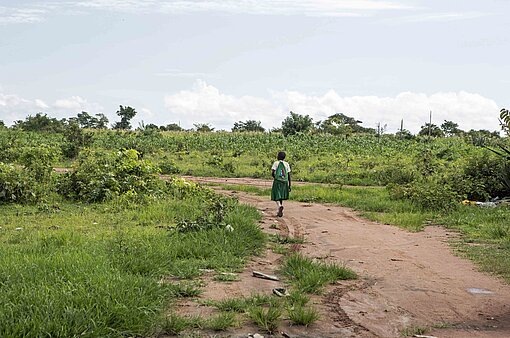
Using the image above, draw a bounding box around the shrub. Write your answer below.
[460,153,510,199]
[0,163,40,204]
[389,178,461,211]
[58,149,164,202]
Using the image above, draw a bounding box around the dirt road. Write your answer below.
[177,177,510,338]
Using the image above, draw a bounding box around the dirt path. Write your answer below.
[174,177,510,338]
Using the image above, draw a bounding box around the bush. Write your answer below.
[460,153,510,200]
[18,145,59,182]
[0,163,40,204]
[389,179,461,211]
[58,149,164,202]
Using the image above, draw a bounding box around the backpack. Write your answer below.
[275,161,288,182]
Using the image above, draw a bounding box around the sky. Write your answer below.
[0,0,509,133]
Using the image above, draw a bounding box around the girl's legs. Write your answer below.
[277,200,284,217]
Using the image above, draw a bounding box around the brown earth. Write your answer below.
[172,177,510,337]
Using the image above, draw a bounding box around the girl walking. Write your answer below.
[271,151,291,217]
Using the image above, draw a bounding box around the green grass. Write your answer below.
[248,306,282,334]
[213,273,239,282]
[280,253,357,294]
[0,197,265,337]
[287,306,320,327]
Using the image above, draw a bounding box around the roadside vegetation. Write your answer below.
[0,109,509,334]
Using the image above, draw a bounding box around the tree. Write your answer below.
[193,123,214,132]
[418,123,444,137]
[232,120,265,132]
[160,123,183,131]
[281,111,313,136]
[317,113,375,136]
[95,113,109,129]
[113,105,137,130]
[441,120,462,137]
[13,113,66,133]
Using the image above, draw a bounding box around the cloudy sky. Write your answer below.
[1,0,509,133]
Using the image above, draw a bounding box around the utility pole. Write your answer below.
[428,111,432,137]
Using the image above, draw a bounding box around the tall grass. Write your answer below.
[0,198,264,337]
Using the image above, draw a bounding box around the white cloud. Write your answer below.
[53,96,89,111]
[164,80,281,130]
[0,92,104,125]
[0,0,411,24]
[164,80,501,133]
[394,11,491,23]
[0,6,47,24]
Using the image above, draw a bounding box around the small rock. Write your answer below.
[15,227,22,231]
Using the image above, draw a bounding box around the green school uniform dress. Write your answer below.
[271,160,290,201]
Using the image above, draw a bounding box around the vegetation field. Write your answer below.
[0,114,509,335]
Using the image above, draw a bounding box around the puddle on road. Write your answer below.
[467,288,494,295]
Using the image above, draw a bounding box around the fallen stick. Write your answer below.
[252,271,279,281]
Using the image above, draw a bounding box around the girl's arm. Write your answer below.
[288,173,291,191]
[271,169,275,178]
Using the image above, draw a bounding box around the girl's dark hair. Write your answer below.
[277,151,286,160]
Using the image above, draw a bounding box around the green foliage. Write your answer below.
[19,145,59,182]
[249,306,282,334]
[113,105,137,130]
[389,179,461,211]
[0,163,40,203]
[232,120,265,132]
[0,193,264,336]
[287,305,320,327]
[281,111,314,136]
[59,149,163,202]
[194,123,214,132]
[13,113,66,133]
[280,253,357,293]
[441,120,462,137]
[61,122,94,158]
[75,111,109,129]
[160,123,183,131]
[418,123,444,137]
[501,108,510,136]
[318,113,375,135]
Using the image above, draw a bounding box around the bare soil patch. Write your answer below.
[170,177,510,338]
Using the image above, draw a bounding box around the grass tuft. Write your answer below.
[280,253,357,293]
[288,305,320,326]
[249,306,282,334]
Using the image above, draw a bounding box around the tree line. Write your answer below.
[1,105,507,138]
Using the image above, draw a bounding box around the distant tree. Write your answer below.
[318,113,375,136]
[281,111,313,137]
[465,129,500,140]
[0,120,5,128]
[232,120,265,132]
[95,113,109,129]
[396,129,414,139]
[113,105,137,130]
[160,123,183,131]
[418,123,444,137]
[13,113,66,133]
[441,120,462,137]
[193,123,214,132]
